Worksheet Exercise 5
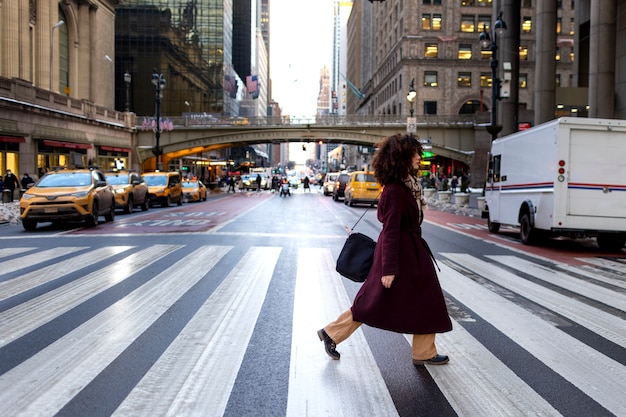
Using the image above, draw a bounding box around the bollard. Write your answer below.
[2,189,12,204]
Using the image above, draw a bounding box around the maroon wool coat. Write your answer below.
[351,183,453,335]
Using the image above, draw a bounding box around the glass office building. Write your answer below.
[115,0,241,118]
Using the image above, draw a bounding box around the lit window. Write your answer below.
[556,47,561,61]
[458,44,472,60]
[478,16,491,32]
[432,14,442,31]
[519,73,527,89]
[556,18,562,34]
[519,45,528,61]
[425,43,439,58]
[522,17,532,33]
[458,72,472,87]
[422,14,432,31]
[480,72,492,88]
[461,15,475,32]
[570,48,575,62]
[424,71,438,87]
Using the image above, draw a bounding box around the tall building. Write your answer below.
[332,1,353,115]
[116,0,239,117]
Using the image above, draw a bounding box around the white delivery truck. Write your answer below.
[484,117,626,250]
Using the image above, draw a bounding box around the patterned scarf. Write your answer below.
[403,174,426,224]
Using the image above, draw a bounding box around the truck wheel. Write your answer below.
[487,219,500,233]
[519,213,537,245]
[597,233,626,251]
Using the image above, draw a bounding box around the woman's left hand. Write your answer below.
[381,275,395,288]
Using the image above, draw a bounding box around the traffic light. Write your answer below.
[423,151,434,158]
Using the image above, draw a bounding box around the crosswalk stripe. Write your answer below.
[437,260,626,416]
[0,247,86,276]
[111,246,279,417]
[0,245,233,416]
[0,247,37,258]
[442,253,626,349]
[406,318,562,417]
[488,255,626,312]
[0,244,181,347]
[287,248,398,417]
[568,258,626,289]
[0,246,133,301]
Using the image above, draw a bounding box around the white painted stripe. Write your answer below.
[488,255,626,312]
[0,246,132,301]
[570,258,626,289]
[404,319,562,417]
[112,246,280,417]
[0,247,37,257]
[0,244,181,347]
[0,247,85,275]
[443,253,626,349]
[286,248,398,417]
[0,245,232,416]
[438,261,626,416]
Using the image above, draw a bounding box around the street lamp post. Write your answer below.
[406,78,417,137]
[124,71,131,112]
[152,68,166,171]
[50,20,65,91]
[479,11,507,140]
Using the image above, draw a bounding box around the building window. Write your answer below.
[458,44,472,60]
[557,17,562,34]
[432,14,442,31]
[556,47,561,61]
[519,73,528,89]
[570,18,575,35]
[424,71,438,87]
[424,101,438,115]
[519,45,528,60]
[522,17,532,33]
[458,72,472,87]
[425,43,439,58]
[422,14,432,30]
[480,72,492,88]
[461,0,492,6]
[478,16,491,32]
[461,15,475,32]
[570,47,575,62]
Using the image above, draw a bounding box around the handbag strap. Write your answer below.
[348,192,381,232]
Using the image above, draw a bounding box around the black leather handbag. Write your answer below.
[335,232,376,282]
[335,202,378,282]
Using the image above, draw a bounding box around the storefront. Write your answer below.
[36,140,92,177]
[0,136,25,175]
[97,145,131,171]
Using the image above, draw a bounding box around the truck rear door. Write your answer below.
[567,128,626,218]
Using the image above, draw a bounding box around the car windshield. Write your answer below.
[182,181,198,189]
[105,174,129,185]
[143,175,167,186]
[37,172,92,187]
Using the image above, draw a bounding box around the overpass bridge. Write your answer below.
[135,114,484,171]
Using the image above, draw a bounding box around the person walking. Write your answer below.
[21,173,35,190]
[227,176,236,193]
[3,170,20,201]
[317,133,452,366]
[255,174,262,191]
[303,176,310,192]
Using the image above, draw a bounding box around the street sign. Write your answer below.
[407,117,417,134]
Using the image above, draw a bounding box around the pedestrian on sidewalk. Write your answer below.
[318,133,452,367]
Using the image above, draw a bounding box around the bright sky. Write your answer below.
[269,0,335,117]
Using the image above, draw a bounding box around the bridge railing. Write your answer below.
[136,113,478,130]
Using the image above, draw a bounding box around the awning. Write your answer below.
[43,140,92,149]
[100,145,131,153]
[0,136,25,143]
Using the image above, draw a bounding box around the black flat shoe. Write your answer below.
[413,354,449,366]
[317,329,340,360]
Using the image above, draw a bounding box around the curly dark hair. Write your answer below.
[371,133,423,186]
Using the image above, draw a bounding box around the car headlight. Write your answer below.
[70,191,89,198]
[21,193,36,200]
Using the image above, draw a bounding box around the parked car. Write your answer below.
[243,173,270,190]
[19,168,115,230]
[182,180,207,202]
[332,173,350,201]
[344,171,381,207]
[142,171,183,207]
[323,172,340,196]
[105,171,150,213]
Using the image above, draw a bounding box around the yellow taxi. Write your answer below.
[142,171,183,207]
[182,180,207,202]
[105,170,150,213]
[344,171,381,207]
[20,168,115,231]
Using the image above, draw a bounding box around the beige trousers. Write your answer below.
[324,309,438,360]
